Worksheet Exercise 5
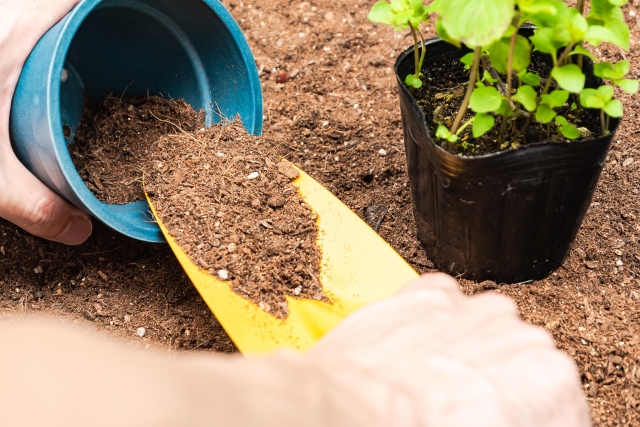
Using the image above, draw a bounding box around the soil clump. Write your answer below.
[70,96,325,318]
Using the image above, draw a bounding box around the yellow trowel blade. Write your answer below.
[147,164,418,354]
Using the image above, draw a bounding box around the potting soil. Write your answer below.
[412,50,601,157]
[69,96,325,318]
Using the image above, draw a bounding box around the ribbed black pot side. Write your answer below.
[395,36,620,284]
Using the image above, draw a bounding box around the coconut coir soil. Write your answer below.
[3,0,640,424]
[70,96,324,319]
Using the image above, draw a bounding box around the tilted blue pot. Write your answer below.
[10,0,263,242]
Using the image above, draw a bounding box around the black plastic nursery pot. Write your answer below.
[395,36,620,284]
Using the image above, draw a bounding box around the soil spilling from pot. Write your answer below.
[412,51,602,157]
[69,96,326,318]
[70,95,200,204]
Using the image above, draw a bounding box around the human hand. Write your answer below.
[311,273,591,427]
[0,0,91,244]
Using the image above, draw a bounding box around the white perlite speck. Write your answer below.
[218,270,229,280]
[616,259,624,266]
[247,172,260,180]
[136,327,146,338]
[378,149,388,157]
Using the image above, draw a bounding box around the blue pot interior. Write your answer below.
[58,0,262,242]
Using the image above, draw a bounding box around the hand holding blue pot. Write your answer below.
[0,0,92,245]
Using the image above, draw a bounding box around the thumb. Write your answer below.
[0,148,92,245]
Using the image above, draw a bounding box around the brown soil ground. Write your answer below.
[2,0,640,424]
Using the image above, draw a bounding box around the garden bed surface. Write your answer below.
[1,1,640,424]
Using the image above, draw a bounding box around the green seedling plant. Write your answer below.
[368,0,431,89]
[369,0,638,153]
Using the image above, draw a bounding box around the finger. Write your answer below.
[397,272,462,295]
[0,148,92,245]
[470,291,521,316]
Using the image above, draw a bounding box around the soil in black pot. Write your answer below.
[410,47,603,157]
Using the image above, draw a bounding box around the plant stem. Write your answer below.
[498,22,519,144]
[409,23,420,80]
[451,46,482,134]
[417,26,427,72]
[456,117,475,136]
[577,0,585,70]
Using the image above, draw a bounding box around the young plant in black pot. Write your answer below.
[370,0,638,283]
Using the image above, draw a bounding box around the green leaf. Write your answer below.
[554,115,568,126]
[527,0,567,28]
[436,16,460,47]
[436,125,459,142]
[460,52,474,69]
[551,64,585,93]
[585,21,630,50]
[536,104,557,123]
[594,62,613,78]
[580,88,606,109]
[616,79,639,94]
[368,1,394,25]
[589,0,617,17]
[530,28,563,62]
[596,60,630,80]
[541,90,569,109]
[597,84,614,101]
[604,99,623,117]
[559,123,580,140]
[472,113,495,138]
[368,0,430,30]
[613,60,631,78]
[571,102,578,111]
[513,85,537,112]
[569,45,597,61]
[587,3,630,49]
[566,9,589,42]
[607,0,627,6]
[518,71,541,87]
[516,0,558,16]
[495,99,509,116]
[469,86,504,113]
[431,0,515,47]
[482,70,498,83]
[488,35,531,74]
[405,74,423,88]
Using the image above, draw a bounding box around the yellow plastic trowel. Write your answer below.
[147,163,418,354]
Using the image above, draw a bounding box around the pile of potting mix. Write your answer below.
[70,96,325,318]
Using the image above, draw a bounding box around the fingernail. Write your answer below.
[53,215,93,245]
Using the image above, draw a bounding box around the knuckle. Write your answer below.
[400,273,460,295]
[22,192,62,234]
[473,292,519,314]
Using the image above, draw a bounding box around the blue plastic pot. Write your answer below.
[10,0,262,242]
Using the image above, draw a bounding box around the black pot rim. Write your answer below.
[394,35,622,162]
